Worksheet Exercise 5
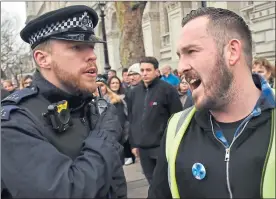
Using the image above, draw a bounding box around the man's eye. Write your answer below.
[188,50,196,54]
[72,45,81,50]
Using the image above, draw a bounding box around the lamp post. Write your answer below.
[98,2,111,74]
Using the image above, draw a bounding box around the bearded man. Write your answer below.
[1,5,126,198]
[148,7,275,199]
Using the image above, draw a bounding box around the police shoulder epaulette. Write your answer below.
[1,86,38,105]
[1,105,21,121]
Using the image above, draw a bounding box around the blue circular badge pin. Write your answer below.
[192,163,206,180]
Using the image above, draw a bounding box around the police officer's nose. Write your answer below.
[86,48,97,62]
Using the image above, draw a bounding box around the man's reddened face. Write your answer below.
[177,16,233,110]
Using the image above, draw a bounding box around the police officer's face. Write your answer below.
[39,40,98,94]
[140,63,158,84]
[177,16,234,110]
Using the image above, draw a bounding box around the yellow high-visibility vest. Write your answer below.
[165,90,275,199]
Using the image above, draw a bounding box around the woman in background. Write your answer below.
[252,57,275,88]
[95,75,130,165]
[20,75,33,89]
[107,76,135,165]
[177,76,193,110]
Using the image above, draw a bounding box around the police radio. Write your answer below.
[96,86,108,115]
[43,100,72,133]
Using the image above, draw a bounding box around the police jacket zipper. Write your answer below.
[210,115,251,199]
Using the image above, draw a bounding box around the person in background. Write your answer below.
[20,75,33,89]
[173,69,179,78]
[108,76,125,96]
[252,57,275,88]
[2,80,16,94]
[156,69,162,79]
[127,63,142,89]
[1,88,10,100]
[127,56,182,184]
[177,76,193,110]
[95,75,127,147]
[108,69,117,80]
[108,76,135,165]
[121,68,130,91]
[161,65,180,87]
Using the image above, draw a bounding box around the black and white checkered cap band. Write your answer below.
[29,12,94,45]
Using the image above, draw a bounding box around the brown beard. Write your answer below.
[185,52,233,110]
[52,61,97,94]
[202,53,234,110]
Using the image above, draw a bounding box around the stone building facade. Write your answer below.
[25,1,275,75]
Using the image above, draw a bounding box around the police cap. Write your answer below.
[20,5,104,49]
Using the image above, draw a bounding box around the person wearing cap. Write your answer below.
[127,63,142,89]
[1,5,126,198]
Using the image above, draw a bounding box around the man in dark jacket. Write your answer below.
[1,5,126,198]
[128,56,182,184]
[148,7,275,198]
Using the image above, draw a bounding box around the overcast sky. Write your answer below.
[1,2,26,30]
[1,2,28,52]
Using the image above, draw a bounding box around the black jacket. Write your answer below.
[114,101,127,143]
[148,78,274,198]
[127,78,182,149]
[1,71,127,198]
[1,88,10,100]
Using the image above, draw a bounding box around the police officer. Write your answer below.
[1,5,127,198]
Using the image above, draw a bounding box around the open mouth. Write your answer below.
[186,77,202,91]
[84,67,97,76]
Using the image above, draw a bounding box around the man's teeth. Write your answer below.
[190,79,198,84]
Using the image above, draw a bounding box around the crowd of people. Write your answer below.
[1,4,275,199]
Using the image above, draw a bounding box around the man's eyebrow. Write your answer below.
[180,44,201,52]
[177,44,201,56]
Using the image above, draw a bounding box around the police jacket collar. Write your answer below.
[142,77,160,89]
[194,74,275,130]
[32,71,93,109]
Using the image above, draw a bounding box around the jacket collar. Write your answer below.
[32,71,94,110]
[142,77,160,89]
[195,73,275,130]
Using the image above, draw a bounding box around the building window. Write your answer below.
[164,7,169,33]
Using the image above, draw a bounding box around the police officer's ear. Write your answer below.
[33,41,52,70]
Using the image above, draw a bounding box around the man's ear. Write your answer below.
[226,39,242,67]
[33,50,52,69]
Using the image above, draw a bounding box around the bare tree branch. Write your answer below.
[1,9,32,82]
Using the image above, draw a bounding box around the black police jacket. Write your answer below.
[127,78,183,149]
[1,71,127,198]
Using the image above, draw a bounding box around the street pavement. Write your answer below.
[123,161,149,198]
